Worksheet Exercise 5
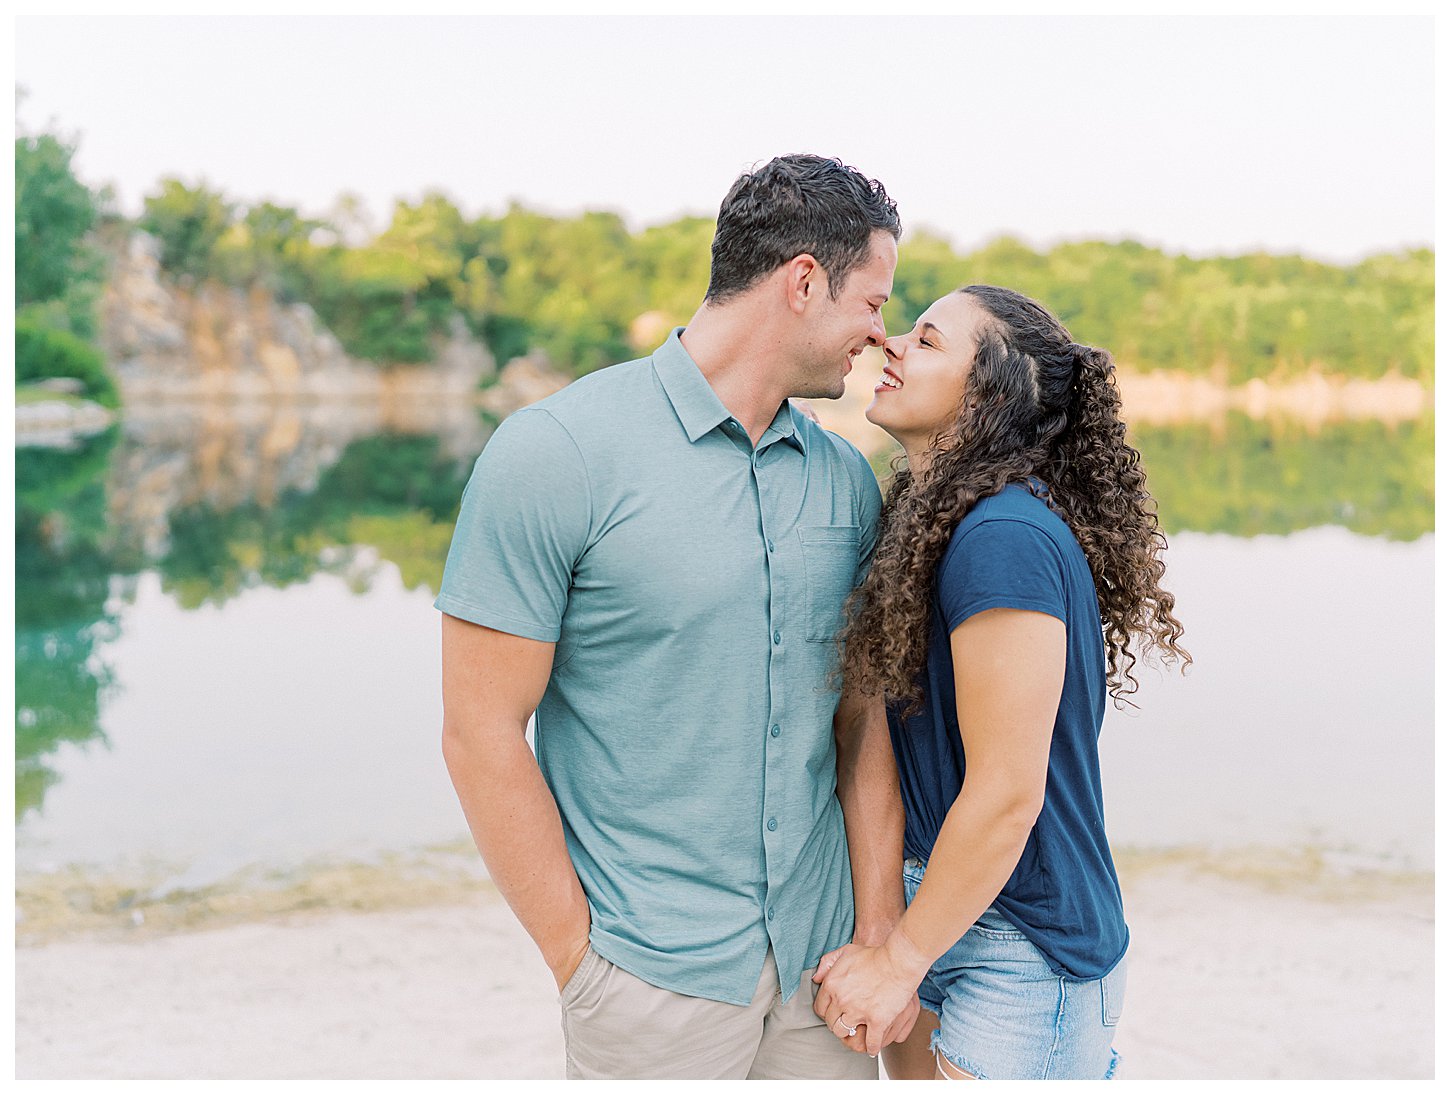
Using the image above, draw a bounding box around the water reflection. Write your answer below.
[12,404,1434,878]
[16,429,123,820]
[15,406,488,826]
[1130,415,1433,541]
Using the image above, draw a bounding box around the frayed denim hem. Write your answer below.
[1104,1047,1121,1080]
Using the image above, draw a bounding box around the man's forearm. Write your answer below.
[443,721,591,986]
[835,697,906,945]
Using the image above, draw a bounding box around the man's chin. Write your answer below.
[796,381,847,401]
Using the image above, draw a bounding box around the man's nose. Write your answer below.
[867,311,888,346]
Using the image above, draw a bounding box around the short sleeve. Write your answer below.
[434,408,591,642]
[938,518,1068,633]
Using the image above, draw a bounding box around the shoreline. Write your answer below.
[14,848,1434,1080]
[797,357,1430,459]
[15,841,1431,946]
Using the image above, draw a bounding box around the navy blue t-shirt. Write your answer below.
[886,483,1128,980]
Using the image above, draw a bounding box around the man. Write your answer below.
[437,154,913,1079]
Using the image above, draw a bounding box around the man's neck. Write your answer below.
[679,300,793,446]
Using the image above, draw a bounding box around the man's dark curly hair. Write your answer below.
[705,154,900,303]
[840,285,1191,711]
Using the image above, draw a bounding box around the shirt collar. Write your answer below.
[761,400,804,453]
[652,328,803,452]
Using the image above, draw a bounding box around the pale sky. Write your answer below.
[13,13,1435,263]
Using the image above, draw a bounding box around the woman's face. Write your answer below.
[866,291,985,451]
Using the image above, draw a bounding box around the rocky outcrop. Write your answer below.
[14,399,113,447]
[97,232,495,403]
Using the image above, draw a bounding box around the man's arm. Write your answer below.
[830,684,916,1050]
[441,613,591,991]
[833,685,905,946]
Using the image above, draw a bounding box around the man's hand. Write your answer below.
[548,929,594,993]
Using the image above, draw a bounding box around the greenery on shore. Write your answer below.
[17,101,1432,389]
[14,116,118,406]
[132,178,1433,383]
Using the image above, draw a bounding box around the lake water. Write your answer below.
[14,405,1435,895]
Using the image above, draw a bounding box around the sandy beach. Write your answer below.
[13,851,1433,1081]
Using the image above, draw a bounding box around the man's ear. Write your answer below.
[783,253,819,316]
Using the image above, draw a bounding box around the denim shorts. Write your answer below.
[904,858,1125,1080]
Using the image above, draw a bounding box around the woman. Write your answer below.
[812,286,1190,1079]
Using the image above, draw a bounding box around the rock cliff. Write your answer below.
[96,232,497,404]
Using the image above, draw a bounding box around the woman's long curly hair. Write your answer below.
[839,285,1191,711]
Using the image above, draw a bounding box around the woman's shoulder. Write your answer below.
[955,481,1069,542]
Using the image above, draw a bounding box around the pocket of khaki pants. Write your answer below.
[559,946,604,1008]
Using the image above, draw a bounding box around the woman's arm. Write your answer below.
[813,605,1064,1056]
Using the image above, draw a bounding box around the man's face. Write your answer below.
[792,230,897,400]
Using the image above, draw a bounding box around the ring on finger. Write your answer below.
[834,1016,858,1038]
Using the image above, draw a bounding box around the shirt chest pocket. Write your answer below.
[797,524,861,643]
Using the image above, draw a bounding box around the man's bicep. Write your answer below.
[441,613,556,739]
[435,409,591,642]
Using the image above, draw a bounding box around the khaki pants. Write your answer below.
[558,946,880,1080]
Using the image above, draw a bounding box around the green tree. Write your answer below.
[14,317,119,406]
[209,200,322,297]
[15,129,105,338]
[139,177,234,283]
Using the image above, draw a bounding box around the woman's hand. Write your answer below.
[812,939,927,1056]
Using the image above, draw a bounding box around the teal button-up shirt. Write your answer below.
[436,329,882,1005]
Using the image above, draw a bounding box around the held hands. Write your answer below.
[812,939,926,1057]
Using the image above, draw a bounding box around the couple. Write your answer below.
[436,154,1188,1081]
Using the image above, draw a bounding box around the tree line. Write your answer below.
[16,118,1434,397]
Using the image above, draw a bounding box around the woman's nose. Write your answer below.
[881,334,905,361]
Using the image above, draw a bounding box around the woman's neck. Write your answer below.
[900,435,940,479]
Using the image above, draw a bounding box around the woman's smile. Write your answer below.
[874,364,904,393]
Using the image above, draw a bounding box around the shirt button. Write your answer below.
[766,539,775,553]
[770,724,781,738]
[767,907,775,921]
[767,818,778,831]
[772,630,782,645]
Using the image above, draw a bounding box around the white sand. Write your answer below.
[14,864,1433,1080]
